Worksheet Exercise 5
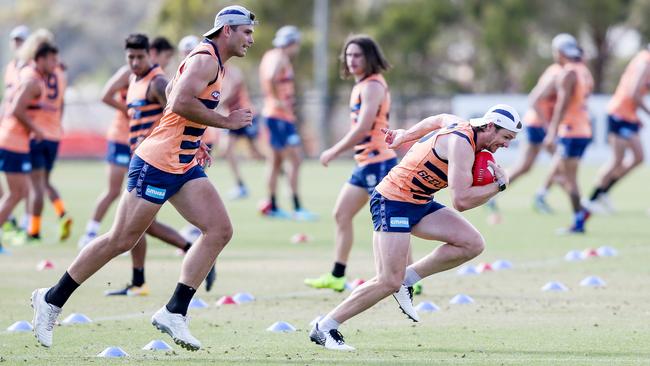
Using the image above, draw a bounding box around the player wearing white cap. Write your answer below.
[259,25,316,220]
[310,105,520,350]
[31,5,256,351]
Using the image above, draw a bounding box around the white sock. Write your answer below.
[317,315,340,332]
[403,266,422,287]
[85,220,100,235]
[536,188,548,197]
[20,215,28,230]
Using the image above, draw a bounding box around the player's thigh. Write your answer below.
[627,134,644,162]
[108,164,127,191]
[374,231,410,282]
[334,183,368,219]
[411,207,482,246]
[168,177,231,233]
[110,189,161,240]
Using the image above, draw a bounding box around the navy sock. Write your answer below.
[45,271,80,308]
[183,242,192,252]
[166,283,196,316]
[132,267,145,287]
[331,262,346,278]
[293,194,301,211]
[270,195,277,210]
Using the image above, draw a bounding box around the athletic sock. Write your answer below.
[85,220,100,236]
[602,178,619,193]
[237,179,245,188]
[270,195,278,211]
[536,188,548,197]
[293,194,302,211]
[589,187,604,201]
[52,198,66,218]
[331,262,346,278]
[132,267,145,287]
[20,215,28,231]
[165,283,196,316]
[403,266,422,287]
[28,216,41,238]
[183,242,192,253]
[45,271,80,308]
[317,315,340,332]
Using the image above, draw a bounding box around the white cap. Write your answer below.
[178,35,199,53]
[10,25,30,40]
[552,33,582,59]
[469,104,522,133]
[272,25,301,48]
[203,5,257,38]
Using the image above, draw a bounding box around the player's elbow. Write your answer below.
[169,97,188,116]
[452,197,470,212]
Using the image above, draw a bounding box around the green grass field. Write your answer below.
[1,159,650,365]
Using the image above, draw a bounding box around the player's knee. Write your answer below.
[333,207,352,225]
[462,232,485,260]
[377,273,403,294]
[204,222,233,247]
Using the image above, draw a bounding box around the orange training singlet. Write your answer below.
[607,50,650,123]
[135,38,224,174]
[523,63,562,128]
[0,60,30,152]
[349,74,396,166]
[106,87,130,145]
[126,64,165,152]
[260,48,296,122]
[376,121,476,204]
[558,62,594,138]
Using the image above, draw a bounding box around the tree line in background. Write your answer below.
[3,0,649,96]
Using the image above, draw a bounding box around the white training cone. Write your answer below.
[97,347,128,358]
[456,265,479,276]
[492,259,513,270]
[6,320,33,332]
[142,340,173,351]
[233,292,255,304]
[309,315,323,327]
[596,246,618,257]
[266,321,296,332]
[449,294,474,304]
[188,297,209,309]
[564,250,583,262]
[580,276,606,288]
[61,313,92,325]
[415,301,440,313]
[541,281,569,292]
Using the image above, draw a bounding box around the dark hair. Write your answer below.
[34,42,58,60]
[340,34,391,79]
[211,24,241,39]
[151,36,174,53]
[124,33,149,51]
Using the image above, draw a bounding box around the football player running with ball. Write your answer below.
[309,105,520,351]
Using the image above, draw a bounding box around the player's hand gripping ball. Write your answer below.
[472,151,496,186]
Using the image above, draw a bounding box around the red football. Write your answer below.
[472,151,495,186]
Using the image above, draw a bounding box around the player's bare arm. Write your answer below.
[631,62,650,115]
[169,54,251,130]
[100,65,130,114]
[149,75,169,107]
[544,69,576,146]
[529,73,556,124]
[10,78,45,141]
[383,113,460,149]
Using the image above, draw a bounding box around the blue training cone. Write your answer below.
[142,340,173,351]
[449,294,474,304]
[541,281,569,292]
[97,346,128,358]
[233,292,255,304]
[492,259,513,270]
[456,265,479,276]
[266,321,296,332]
[6,320,33,332]
[596,246,618,257]
[415,301,440,313]
[564,250,583,262]
[580,276,606,288]
[62,313,92,325]
[188,297,209,309]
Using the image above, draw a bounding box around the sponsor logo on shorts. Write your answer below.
[144,185,166,200]
[390,217,409,228]
[365,173,377,188]
[116,154,130,165]
[21,162,32,172]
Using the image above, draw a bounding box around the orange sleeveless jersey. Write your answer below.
[0,60,30,152]
[135,38,225,174]
[558,62,594,138]
[260,48,295,122]
[523,63,562,127]
[21,64,65,142]
[106,87,130,145]
[607,50,650,123]
[376,122,476,204]
[350,74,397,166]
[126,65,165,152]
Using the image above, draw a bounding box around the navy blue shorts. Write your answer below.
[0,148,32,173]
[369,191,446,233]
[126,154,207,204]
[608,115,640,140]
[29,139,59,171]
[349,158,397,194]
[558,137,591,159]
[230,115,260,139]
[526,126,546,145]
[265,117,301,150]
[106,141,132,168]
